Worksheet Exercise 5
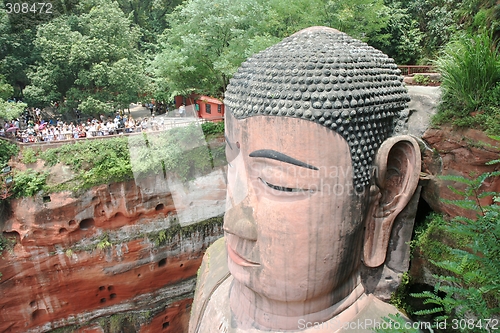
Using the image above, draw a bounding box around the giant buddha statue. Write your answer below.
[189,26,421,333]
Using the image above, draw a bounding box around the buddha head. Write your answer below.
[222,27,421,330]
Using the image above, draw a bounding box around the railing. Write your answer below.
[398,65,436,76]
[1,117,220,151]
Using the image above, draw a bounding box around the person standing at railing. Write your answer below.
[179,104,186,117]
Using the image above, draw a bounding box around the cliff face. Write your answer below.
[421,127,500,219]
[0,171,226,333]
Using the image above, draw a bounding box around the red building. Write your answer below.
[174,95,224,121]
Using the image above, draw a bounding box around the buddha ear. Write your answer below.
[363,135,421,268]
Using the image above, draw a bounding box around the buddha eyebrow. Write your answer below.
[224,135,233,150]
[249,149,318,170]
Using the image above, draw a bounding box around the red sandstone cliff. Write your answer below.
[0,171,226,333]
[421,126,500,219]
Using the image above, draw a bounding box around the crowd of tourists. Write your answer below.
[1,112,171,143]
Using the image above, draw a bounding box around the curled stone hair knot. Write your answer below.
[224,26,410,192]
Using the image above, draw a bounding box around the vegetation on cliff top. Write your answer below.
[2,0,498,112]
[0,139,18,167]
[5,122,224,198]
[432,31,500,134]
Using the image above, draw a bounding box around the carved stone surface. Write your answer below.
[421,126,500,219]
[224,26,411,192]
[0,172,226,333]
[189,27,422,333]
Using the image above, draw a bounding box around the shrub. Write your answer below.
[12,169,47,198]
[0,140,18,167]
[201,121,224,136]
[21,148,38,164]
[40,137,133,192]
[128,124,213,181]
[410,154,500,332]
[35,124,220,193]
[413,74,430,86]
[433,32,500,133]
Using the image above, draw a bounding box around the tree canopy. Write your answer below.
[22,0,147,115]
[0,0,497,113]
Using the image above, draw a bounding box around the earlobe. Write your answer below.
[363,135,421,268]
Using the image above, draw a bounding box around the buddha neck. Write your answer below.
[229,270,365,331]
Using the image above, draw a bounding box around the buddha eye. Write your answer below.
[259,178,314,193]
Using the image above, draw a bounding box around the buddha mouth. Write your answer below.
[227,244,260,267]
[226,234,260,267]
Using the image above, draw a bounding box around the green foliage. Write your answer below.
[12,169,47,198]
[201,121,225,136]
[153,0,399,98]
[0,233,16,280]
[261,0,325,38]
[440,171,500,216]
[0,75,13,100]
[0,139,18,167]
[33,125,221,194]
[371,1,423,65]
[46,325,78,333]
[109,314,123,333]
[23,0,147,114]
[153,0,270,98]
[129,124,213,181]
[97,310,154,333]
[410,163,500,331]
[323,0,391,45]
[40,137,133,191]
[96,233,112,250]
[149,216,224,247]
[389,272,413,315]
[433,32,500,133]
[0,99,27,120]
[0,233,16,254]
[412,74,430,85]
[65,248,74,258]
[410,213,453,264]
[21,148,38,164]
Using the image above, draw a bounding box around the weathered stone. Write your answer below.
[190,27,422,333]
[406,86,440,137]
[421,126,500,218]
[0,170,226,333]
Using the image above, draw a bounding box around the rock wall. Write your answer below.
[421,127,500,219]
[0,171,226,333]
[405,86,500,219]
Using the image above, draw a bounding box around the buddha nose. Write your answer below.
[223,203,257,241]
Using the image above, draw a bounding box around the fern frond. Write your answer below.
[440,174,476,185]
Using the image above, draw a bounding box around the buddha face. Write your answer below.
[224,111,369,304]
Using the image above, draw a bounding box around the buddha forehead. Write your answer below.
[224,26,410,192]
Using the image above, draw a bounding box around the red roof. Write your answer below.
[198,95,223,105]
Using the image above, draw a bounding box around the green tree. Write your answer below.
[411,162,500,332]
[23,0,147,116]
[0,0,74,96]
[115,0,184,52]
[153,0,396,99]
[0,100,26,120]
[0,75,26,120]
[153,0,271,98]
[323,0,391,44]
[260,0,325,38]
[371,1,423,64]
